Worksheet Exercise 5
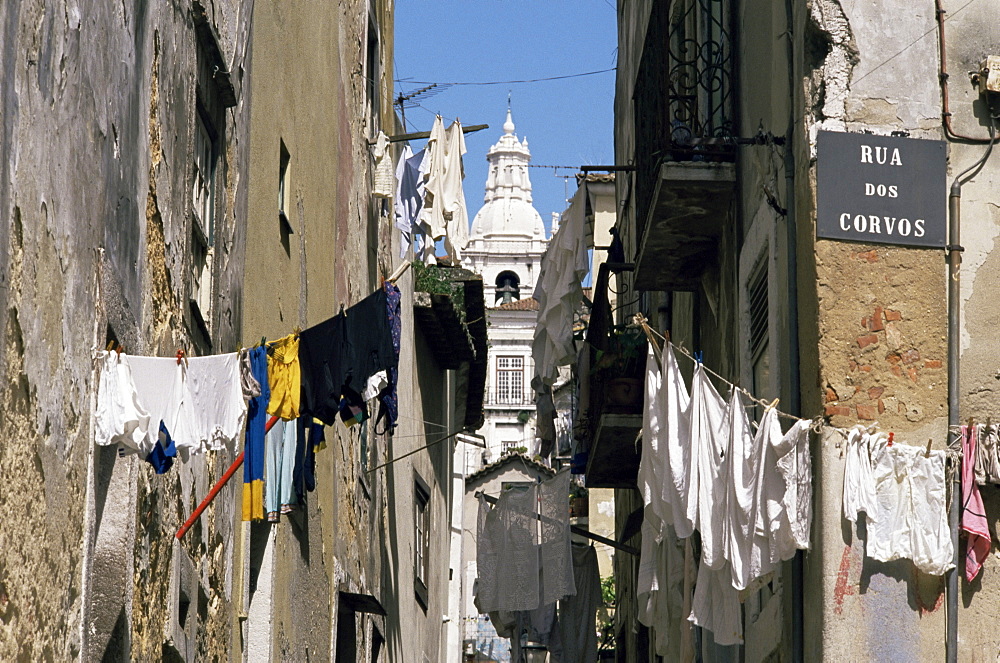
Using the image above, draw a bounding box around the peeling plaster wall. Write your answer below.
[0,0,252,661]
[797,0,1000,659]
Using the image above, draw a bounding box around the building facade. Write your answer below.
[598,0,1000,660]
[0,1,253,659]
[463,111,549,469]
[0,2,487,661]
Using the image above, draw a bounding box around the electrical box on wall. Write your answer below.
[978,56,1000,96]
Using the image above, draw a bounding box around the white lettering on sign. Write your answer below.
[838,213,926,237]
[864,183,898,198]
[860,145,903,166]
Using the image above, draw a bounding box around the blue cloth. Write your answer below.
[377,282,401,433]
[265,418,298,521]
[293,417,324,504]
[145,422,177,474]
[242,346,270,521]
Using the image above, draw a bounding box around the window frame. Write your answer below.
[495,355,525,405]
[413,473,430,608]
[189,96,219,343]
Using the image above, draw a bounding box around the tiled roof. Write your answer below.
[575,172,615,185]
[490,297,540,311]
[465,452,555,484]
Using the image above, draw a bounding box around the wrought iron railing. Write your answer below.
[633,0,735,236]
[484,391,535,407]
[664,0,734,152]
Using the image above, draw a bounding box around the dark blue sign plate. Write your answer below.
[817,131,946,248]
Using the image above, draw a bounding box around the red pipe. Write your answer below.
[175,414,280,540]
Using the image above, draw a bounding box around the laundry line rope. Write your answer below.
[631,313,814,429]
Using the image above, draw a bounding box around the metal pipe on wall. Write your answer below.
[945,117,996,663]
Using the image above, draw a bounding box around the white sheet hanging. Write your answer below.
[687,363,728,570]
[843,427,885,524]
[475,470,576,614]
[95,351,152,455]
[723,388,758,591]
[660,344,693,537]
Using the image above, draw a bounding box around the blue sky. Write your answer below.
[394,0,618,234]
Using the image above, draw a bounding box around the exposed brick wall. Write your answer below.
[816,244,946,431]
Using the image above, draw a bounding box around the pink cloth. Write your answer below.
[961,425,991,582]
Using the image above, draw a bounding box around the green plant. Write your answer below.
[412,261,466,311]
[597,575,616,653]
[593,325,646,377]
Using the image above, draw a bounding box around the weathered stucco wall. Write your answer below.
[797,0,1000,659]
[0,0,252,660]
[237,0,399,661]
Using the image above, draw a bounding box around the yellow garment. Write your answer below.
[242,480,264,521]
[267,334,300,420]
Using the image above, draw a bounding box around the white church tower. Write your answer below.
[461,109,548,469]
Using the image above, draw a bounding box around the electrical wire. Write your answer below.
[396,67,615,87]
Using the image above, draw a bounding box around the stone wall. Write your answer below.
[0,0,252,660]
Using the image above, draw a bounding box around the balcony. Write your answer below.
[634,160,736,291]
[484,391,535,409]
[581,277,646,488]
[630,0,737,291]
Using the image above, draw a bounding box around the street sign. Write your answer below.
[816,131,946,248]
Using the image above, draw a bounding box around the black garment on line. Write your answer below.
[298,287,397,426]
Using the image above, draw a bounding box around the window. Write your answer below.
[190,104,217,336]
[495,356,524,404]
[747,253,770,415]
[414,474,430,607]
[189,8,233,345]
[278,139,291,224]
[364,16,381,137]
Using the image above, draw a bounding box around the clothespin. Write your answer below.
[694,350,703,364]
[293,326,302,337]
[340,303,346,317]
[925,438,933,458]
[116,344,123,357]
[765,398,780,412]
[175,349,188,366]
[664,330,671,344]
[887,432,894,447]
[106,340,115,351]
[260,337,266,348]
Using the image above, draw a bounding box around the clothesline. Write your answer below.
[632,313,814,428]
[631,314,977,462]
[365,429,462,474]
[477,490,639,556]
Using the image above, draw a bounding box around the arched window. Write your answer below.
[495,271,521,304]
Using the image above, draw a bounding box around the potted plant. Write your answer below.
[593,325,646,412]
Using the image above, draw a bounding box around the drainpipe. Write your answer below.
[945,116,996,663]
[782,0,804,659]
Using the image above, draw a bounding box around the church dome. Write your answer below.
[468,110,546,241]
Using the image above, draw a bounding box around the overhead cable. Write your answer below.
[396,67,615,87]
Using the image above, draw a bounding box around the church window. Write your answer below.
[495,356,524,404]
